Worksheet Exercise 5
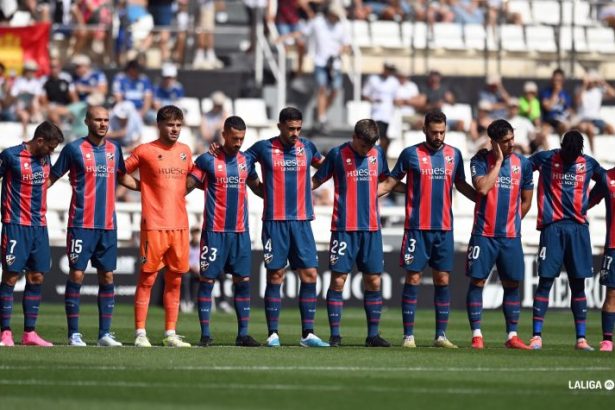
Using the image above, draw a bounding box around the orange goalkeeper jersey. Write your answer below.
[125,140,193,231]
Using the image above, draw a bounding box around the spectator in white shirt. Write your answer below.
[9,60,43,138]
[575,70,615,151]
[394,70,425,130]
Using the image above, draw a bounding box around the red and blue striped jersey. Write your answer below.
[471,152,533,238]
[530,150,602,229]
[391,143,465,231]
[245,137,322,221]
[190,151,257,233]
[313,142,389,231]
[0,144,51,226]
[51,137,126,230]
[589,168,615,249]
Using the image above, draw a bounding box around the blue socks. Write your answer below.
[23,282,42,331]
[570,278,587,339]
[97,283,115,339]
[65,280,81,337]
[602,311,615,341]
[434,285,450,338]
[466,282,483,331]
[401,283,417,337]
[502,286,521,334]
[233,281,251,337]
[0,282,14,331]
[198,281,214,337]
[532,278,553,336]
[364,290,382,337]
[326,289,343,337]
[264,283,281,335]
[299,282,317,335]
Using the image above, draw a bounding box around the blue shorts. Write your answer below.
[400,229,454,272]
[329,230,383,274]
[465,235,525,281]
[262,220,317,270]
[314,66,343,91]
[200,231,251,278]
[537,221,593,279]
[1,224,50,273]
[67,228,117,272]
[599,248,615,288]
[148,4,173,26]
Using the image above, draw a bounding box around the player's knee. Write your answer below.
[329,272,347,291]
[471,278,486,287]
[26,272,45,285]
[406,271,422,285]
[1,272,20,286]
[297,268,317,283]
[98,271,113,285]
[232,276,249,284]
[69,270,85,284]
[604,288,615,310]
[432,271,449,286]
[363,274,381,292]
[267,269,285,284]
[139,271,158,288]
[501,280,519,288]
[200,278,215,285]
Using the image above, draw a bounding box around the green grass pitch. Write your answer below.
[0,304,613,409]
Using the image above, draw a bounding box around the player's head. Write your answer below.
[560,129,584,164]
[423,110,447,150]
[351,119,379,156]
[157,105,184,145]
[30,121,64,157]
[278,107,302,146]
[487,119,515,157]
[85,106,109,140]
[222,115,247,155]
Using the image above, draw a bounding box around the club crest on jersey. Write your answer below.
[69,253,79,264]
[106,153,114,161]
[404,253,414,265]
[445,156,454,164]
[200,261,209,271]
[576,163,585,171]
[368,156,376,164]
[296,147,304,156]
[180,153,187,161]
[238,163,247,171]
[41,157,47,166]
[264,253,273,265]
[140,255,147,264]
[5,255,15,266]
[329,254,339,265]
[512,165,520,174]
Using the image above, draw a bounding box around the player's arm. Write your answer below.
[118,173,140,191]
[588,178,606,209]
[455,180,477,202]
[48,145,71,187]
[472,146,503,195]
[378,176,403,197]
[247,177,264,198]
[520,189,533,218]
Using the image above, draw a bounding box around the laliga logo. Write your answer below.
[422,157,428,163]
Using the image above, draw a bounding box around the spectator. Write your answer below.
[41,57,79,126]
[539,68,573,136]
[0,63,16,121]
[72,54,108,102]
[574,70,615,151]
[112,59,154,123]
[417,70,463,131]
[364,0,412,21]
[519,81,541,126]
[505,97,546,154]
[451,0,484,24]
[193,0,224,69]
[147,0,174,63]
[9,60,43,138]
[72,0,112,56]
[269,0,312,75]
[301,3,351,130]
[413,0,455,24]
[243,0,268,53]
[478,74,510,120]
[469,100,491,150]
[199,91,229,153]
[394,70,424,130]
[153,63,184,110]
[362,62,400,156]
[107,100,144,149]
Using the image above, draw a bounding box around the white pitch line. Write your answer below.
[0,365,611,372]
[0,379,608,396]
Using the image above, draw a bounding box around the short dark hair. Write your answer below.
[560,129,584,164]
[487,119,514,141]
[33,121,64,143]
[224,115,246,131]
[85,105,106,120]
[279,107,302,123]
[424,110,447,128]
[157,105,184,123]
[125,59,140,71]
[552,68,565,77]
[354,119,380,145]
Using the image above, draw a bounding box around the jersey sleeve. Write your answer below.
[190,154,207,183]
[470,154,487,179]
[313,148,335,183]
[529,151,546,171]
[390,148,410,181]
[51,144,72,179]
[0,150,9,178]
[590,157,605,181]
[124,145,141,174]
[378,146,390,181]
[454,148,466,182]
[246,155,258,180]
[521,157,534,190]
[588,172,607,207]
[244,141,260,165]
[307,140,323,165]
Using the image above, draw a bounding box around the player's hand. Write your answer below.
[492,139,504,163]
[209,142,221,156]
